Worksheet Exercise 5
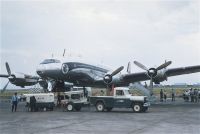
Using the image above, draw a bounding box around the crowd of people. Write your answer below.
[160,89,175,102]
[159,88,200,102]
[183,88,200,102]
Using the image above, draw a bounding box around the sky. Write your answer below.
[0,0,200,89]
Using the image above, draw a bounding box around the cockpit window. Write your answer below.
[40,59,61,64]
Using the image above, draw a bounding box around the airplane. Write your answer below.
[1,58,200,94]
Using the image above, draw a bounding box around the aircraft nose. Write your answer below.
[36,64,46,76]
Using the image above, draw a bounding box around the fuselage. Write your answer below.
[36,58,111,87]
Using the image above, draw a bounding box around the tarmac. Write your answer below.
[0,98,200,134]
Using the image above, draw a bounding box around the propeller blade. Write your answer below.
[111,66,124,76]
[1,81,10,93]
[127,62,131,74]
[0,74,9,78]
[134,61,148,71]
[5,62,11,76]
[156,61,172,70]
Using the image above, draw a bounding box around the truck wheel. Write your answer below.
[66,103,73,111]
[106,107,113,112]
[133,103,142,113]
[96,102,104,112]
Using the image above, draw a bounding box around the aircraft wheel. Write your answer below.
[133,103,142,113]
[66,103,73,111]
[96,102,104,112]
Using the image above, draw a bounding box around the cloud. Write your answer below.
[1,0,200,88]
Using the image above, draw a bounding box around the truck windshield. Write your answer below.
[124,90,131,95]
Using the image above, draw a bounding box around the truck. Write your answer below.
[89,87,150,113]
[24,93,55,111]
[59,90,88,111]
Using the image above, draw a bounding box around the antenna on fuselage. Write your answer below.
[51,53,54,58]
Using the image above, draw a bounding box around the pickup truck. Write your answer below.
[89,87,150,113]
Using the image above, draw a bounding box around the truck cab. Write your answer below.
[89,87,150,113]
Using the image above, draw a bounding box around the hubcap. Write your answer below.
[97,104,103,111]
[134,105,140,111]
[67,104,73,111]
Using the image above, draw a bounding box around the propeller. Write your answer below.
[134,60,172,95]
[104,66,124,95]
[1,62,12,92]
[1,62,16,92]
[103,66,124,84]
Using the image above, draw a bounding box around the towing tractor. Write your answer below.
[89,87,150,113]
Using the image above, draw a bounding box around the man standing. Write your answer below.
[164,90,167,102]
[172,89,175,101]
[160,89,163,102]
[30,96,37,112]
[11,92,18,112]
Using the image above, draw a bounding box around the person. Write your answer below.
[100,90,104,96]
[30,96,36,112]
[11,92,18,112]
[57,93,61,107]
[163,90,167,102]
[171,89,175,101]
[194,89,198,103]
[184,89,190,102]
[160,89,163,102]
[83,86,86,97]
[190,88,194,102]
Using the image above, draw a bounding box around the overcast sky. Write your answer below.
[0,0,200,89]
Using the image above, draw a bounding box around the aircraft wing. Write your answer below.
[122,72,149,83]
[119,65,200,85]
[165,65,200,77]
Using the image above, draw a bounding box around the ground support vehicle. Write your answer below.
[24,93,54,111]
[59,90,88,112]
[89,87,150,113]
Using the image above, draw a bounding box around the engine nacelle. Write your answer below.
[103,74,112,84]
[153,70,167,84]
